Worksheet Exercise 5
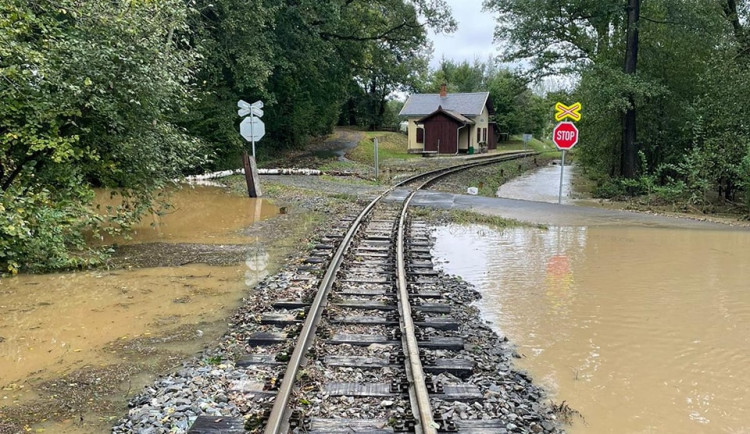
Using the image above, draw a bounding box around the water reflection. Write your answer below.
[432,224,750,433]
[245,238,270,284]
[0,185,282,432]
[95,185,279,245]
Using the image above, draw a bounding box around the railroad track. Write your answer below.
[187,151,537,434]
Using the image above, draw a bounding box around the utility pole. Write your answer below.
[622,0,640,179]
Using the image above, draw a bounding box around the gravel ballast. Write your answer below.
[112,214,566,434]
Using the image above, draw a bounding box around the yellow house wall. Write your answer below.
[470,106,490,149]
[407,118,423,152]
[458,127,470,151]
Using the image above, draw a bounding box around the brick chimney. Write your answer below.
[440,83,447,98]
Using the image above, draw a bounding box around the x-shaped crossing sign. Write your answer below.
[555,102,582,122]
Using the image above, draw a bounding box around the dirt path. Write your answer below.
[324,127,364,161]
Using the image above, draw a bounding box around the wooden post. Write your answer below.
[242,150,262,198]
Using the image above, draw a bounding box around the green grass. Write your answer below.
[496,134,558,156]
[447,209,545,229]
[317,159,367,172]
[346,131,421,164]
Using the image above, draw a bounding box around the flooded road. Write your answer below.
[497,161,574,204]
[0,186,284,432]
[433,224,750,433]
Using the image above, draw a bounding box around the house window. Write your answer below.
[483,128,487,142]
[476,128,481,142]
[416,127,424,144]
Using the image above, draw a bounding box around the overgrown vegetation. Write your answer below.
[410,206,542,230]
[485,0,750,216]
[1,0,455,273]
[1,0,206,273]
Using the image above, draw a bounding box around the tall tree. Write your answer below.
[621,0,640,178]
[1,0,204,272]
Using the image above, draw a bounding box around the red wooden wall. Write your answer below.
[423,114,460,154]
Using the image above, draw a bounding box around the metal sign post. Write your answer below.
[238,99,265,197]
[558,150,566,204]
[552,119,580,205]
[373,138,379,181]
[250,113,255,158]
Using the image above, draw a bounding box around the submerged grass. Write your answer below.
[410,206,546,230]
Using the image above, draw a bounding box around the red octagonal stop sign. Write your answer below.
[552,121,579,150]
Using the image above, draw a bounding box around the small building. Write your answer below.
[399,85,497,154]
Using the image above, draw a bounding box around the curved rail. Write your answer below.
[263,150,537,434]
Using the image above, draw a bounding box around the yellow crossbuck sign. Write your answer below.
[555,102,582,122]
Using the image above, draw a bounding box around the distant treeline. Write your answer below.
[486,0,750,208]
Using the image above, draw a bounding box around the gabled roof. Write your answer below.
[399,92,491,117]
[417,107,475,125]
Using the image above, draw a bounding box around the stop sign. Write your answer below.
[552,121,579,150]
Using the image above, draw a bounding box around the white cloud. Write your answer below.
[427,0,500,69]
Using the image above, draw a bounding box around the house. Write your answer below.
[399,84,497,154]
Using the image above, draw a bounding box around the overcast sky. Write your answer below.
[427,0,501,69]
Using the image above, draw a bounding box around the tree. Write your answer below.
[419,59,547,136]
[621,0,640,178]
[484,0,742,182]
[184,0,454,161]
[1,0,205,273]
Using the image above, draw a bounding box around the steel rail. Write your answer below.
[393,152,537,433]
[263,150,537,434]
[396,189,436,434]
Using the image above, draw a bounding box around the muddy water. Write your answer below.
[0,186,281,431]
[95,185,279,244]
[0,265,245,386]
[497,162,574,204]
[432,224,750,433]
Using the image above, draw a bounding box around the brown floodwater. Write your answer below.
[95,185,279,245]
[432,224,750,434]
[497,161,575,204]
[0,186,281,431]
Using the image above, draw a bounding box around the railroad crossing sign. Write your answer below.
[552,122,579,150]
[552,121,578,205]
[239,106,264,118]
[238,99,266,198]
[554,102,582,122]
[238,99,263,110]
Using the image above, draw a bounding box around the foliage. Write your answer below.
[185,0,454,164]
[0,0,205,273]
[486,0,750,212]
[1,0,457,273]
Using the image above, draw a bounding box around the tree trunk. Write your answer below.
[621,0,640,179]
[723,0,750,56]
[347,98,357,126]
